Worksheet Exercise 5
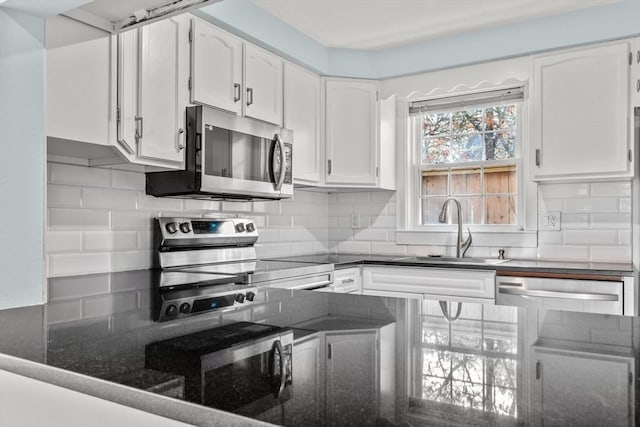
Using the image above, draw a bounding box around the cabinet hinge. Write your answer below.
[629,149,633,163]
[188,77,192,91]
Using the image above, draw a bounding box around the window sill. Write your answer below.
[396,229,537,248]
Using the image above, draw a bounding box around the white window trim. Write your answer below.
[396,82,538,249]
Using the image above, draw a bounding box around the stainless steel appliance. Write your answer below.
[146,105,293,200]
[153,217,333,321]
[145,321,293,416]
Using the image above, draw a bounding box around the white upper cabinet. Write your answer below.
[325,78,379,186]
[190,19,242,115]
[284,62,321,184]
[117,15,190,168]
[190,18,283,125]
[244,44,284,125]
[532,41,632,181]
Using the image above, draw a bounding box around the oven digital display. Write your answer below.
[192,220,224,234]
[192,295,235,312]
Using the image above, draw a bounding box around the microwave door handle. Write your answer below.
[270,339,286,398]
[272,134,286,191]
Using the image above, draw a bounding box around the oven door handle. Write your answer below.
[270,339,286,398]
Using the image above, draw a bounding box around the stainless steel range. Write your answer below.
[153,217,333,322]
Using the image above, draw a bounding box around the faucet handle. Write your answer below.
[461,227,472,257]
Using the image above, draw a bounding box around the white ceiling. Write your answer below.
[251,0,621,50]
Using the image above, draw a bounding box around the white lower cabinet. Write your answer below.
[531,347,634,427]
[362,266,495,301]
[325,330,378,426]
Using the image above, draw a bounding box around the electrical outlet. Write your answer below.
[540,211,561,231]
[351,213,360,229]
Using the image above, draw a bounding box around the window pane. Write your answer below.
[451,380,484,409]
[451,168,481,195]
[423,349,451,378]
[458,197,482,224]
[484,166,516,193]
[421,197,448,224]
[421,171,448,196]
[451,134,483,162]
[485,105,517,131]
[451,353,483,383]
[423,375,450,403]
[484,195,516,224]
[422,137,450,164]
[423,113,450,136]
[494,131,517,160]
[452,109,483,134]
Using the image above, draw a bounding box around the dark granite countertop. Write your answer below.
[1,269,639,426]
[283,252,636,276]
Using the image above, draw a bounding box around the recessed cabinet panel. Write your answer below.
[532,42,631,180]
[190,19,242,115]
[117,28,138,155]
[284,62,321,184]
[244,44,283,125]
[137,17,186,164]
[325,79,379,186]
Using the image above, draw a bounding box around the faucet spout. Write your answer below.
[438,197,472,258]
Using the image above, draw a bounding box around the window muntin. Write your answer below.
[414,99,521,227]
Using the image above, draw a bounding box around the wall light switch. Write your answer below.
[540,211,561,231]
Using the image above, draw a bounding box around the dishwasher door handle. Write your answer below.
[498,286,619,301]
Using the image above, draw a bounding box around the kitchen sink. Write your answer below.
[394,256,511,265]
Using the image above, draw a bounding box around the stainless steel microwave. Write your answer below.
[146,106,293,200]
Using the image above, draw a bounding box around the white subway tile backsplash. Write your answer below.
[590,181,631,196]
[589,213,631,229]
[84,231,138,252]
[49,163,111,187]
[329,229,353,241]
[48,252,111,277]
[110,250,153,272]
[182,199,222,212]
[279,229,304,242]
[619,197,632,213]
[111,211,154,231]
[47,231,83,253]
[563,230,618,246]
[537,245,590,261]
[337,241,371,253]
[221,201,252,212]
[563,197,619,212]
[558,214,589,229]
[48,185,82,208]
[336,192,370,204]
[138,194,183,211]
[268,215,293,228]
[137,230,153,249]
[539,183,589,198]
[84,188,138,210]
[253,200,281,214]
[589,246,632,262]
[353,228,388,241]
[49,208,110,229]
[370,191,396,203]
[111,170,145,190]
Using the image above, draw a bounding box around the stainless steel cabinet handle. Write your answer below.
[177,128,185,149]
[327,159,332,175]
[135,116,143,142]
[535,148,541,166]
[328,343,332,359]
[636,79,639,93]
[246,87,253,106]
[233,83,241,102]
[341,278,355,284]
[498,286,618,301]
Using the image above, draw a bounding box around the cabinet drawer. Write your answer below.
[363,266,495,299]
[496,276,623,315]
[334,267,362,294]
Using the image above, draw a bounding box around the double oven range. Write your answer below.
[145,217,331,419]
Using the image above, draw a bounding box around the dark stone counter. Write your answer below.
[1,269,638,426]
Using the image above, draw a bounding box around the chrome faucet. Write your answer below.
[438,197,472,258]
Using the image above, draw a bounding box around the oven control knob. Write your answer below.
[179,222,191,233]
[235,293,246,303]
[235,223,246,233]
[165,304,178,318]
[246,222,255,233]
[246,291,256,302]
[165,222,178,234]
[179,302,191,314]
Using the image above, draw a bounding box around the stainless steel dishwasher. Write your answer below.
[495,274,633,315]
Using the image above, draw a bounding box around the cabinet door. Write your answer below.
[190,19,242,115]
[532,42,631,180]
[284,62,321,184]
[287,335,323,426]
[137,16,187,165]
[531,348,633,426]
[325,79,379,186]
[325,330,378,426]
[244,44,283,125]
[117,28,138,155]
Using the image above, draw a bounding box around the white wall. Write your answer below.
[45,162,329,277]
[0,8,46,309]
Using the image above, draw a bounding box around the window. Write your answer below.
[409,87,523,228]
